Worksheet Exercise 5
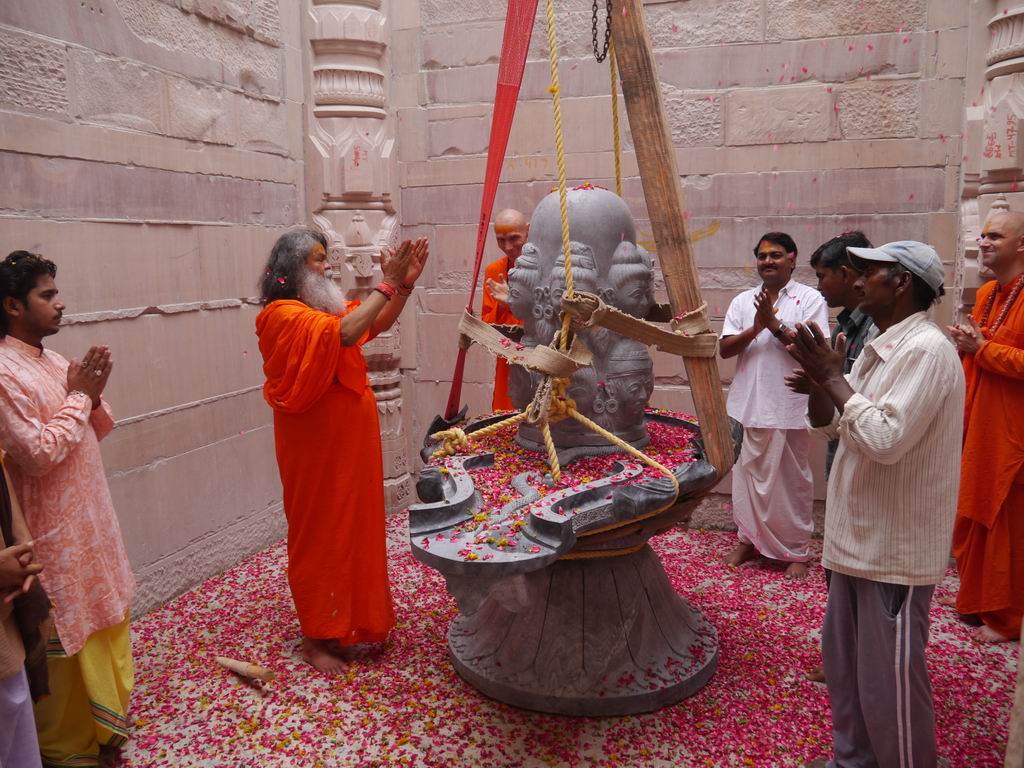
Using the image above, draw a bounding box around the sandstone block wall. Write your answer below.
[0,0,305,613]
[0,0,974,612]
[395,0,968,496]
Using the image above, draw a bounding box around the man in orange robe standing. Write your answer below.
[482,209,528,411]
[949,207,1024,643]
[256,228,428,673]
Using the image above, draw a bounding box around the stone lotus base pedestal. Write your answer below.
[412,411,742,717]
[445,544,718,716]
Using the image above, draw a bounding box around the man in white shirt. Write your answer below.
[787,241,964,768]
[721,232,829,579]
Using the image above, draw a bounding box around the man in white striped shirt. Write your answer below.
[787,241,964,768]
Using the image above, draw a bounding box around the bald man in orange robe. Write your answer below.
[256,228,428,673]
[482,209,528,412]
[949,208,1024,643]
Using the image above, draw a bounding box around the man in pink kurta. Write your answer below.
[0,251,135,764]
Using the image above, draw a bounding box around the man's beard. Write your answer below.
[299,269,346,315]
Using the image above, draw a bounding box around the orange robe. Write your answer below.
[953,278,1024,639]
[482,257,523,412]
[255,300,395,645]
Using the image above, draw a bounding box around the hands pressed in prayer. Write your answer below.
[786,324,852,425]
[380,238,429,291]
[380,240,414,288]
[948,315,985,355]
[342,238,430,345]
[754,289,796,344]
[485,275,510,304]
[0,541,42,603]
[786,323,845,385]
[752,289,773,334]
[67,345,113,408]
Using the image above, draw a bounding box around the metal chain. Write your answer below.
[592,0,612,62]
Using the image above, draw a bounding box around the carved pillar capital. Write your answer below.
[987,6,1024,79]
[979,6,1024,198]
[310,4,388,118]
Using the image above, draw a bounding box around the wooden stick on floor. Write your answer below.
[215,655,275,683]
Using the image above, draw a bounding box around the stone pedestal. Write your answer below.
[446,544,718,717]
[411,412,743,716]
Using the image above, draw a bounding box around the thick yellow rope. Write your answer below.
[608,39,623,198]
[541,422,561,484]
[430,412,528,460]
[566,408,679,494]
[544,0,573,351]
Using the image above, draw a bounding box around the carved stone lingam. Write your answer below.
[510,187,657,453]
[411,186,741,716]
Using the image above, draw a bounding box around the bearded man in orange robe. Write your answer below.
[948,207,1024,643]
[256,228,428,673]
[482,209,528,411]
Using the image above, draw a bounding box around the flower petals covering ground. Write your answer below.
[119,519,1015,767]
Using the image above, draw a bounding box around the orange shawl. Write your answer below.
[255,300,368,414]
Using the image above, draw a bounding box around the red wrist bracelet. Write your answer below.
[375,282,397,300]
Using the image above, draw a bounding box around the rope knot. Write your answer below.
[430,427,469,459]
[547,377,575,423]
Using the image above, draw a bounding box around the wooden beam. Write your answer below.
[609,0,736,476]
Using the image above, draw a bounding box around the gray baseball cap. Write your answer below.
[846,240,945,297]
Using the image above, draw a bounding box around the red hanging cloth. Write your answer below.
[443,0,539,421]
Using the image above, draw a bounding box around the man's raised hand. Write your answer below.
[753,289,776,334]
[786,322,845,385]
[380,240,414,288]
[402,238,429,288]
[948,315,985,355]
[486,276,510,304]
[784,368,811,395]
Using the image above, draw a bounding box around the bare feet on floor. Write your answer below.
[326,640,388,661]
[724,542,758,568]
[785,561,809,580]
[972,624,1015,644]
[805,664,826,684]
[301,638,348,674]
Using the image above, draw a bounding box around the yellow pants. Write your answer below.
[34,615,133,768]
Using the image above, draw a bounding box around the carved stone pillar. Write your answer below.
[304,0,409,513]
[968,4,1024,307]
[959,99,985,312]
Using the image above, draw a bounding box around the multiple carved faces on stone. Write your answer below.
[507,188,656,448]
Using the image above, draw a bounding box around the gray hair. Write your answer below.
[258,227,328,304]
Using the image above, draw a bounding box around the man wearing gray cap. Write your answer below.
[786,241,964,768]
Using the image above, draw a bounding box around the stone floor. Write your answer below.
[114,516,1015,767]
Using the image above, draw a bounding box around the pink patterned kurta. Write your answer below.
[0,336,134,656]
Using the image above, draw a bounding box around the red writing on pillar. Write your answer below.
[984,131,1003,160]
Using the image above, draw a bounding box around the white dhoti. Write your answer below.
[731,426,814,562]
